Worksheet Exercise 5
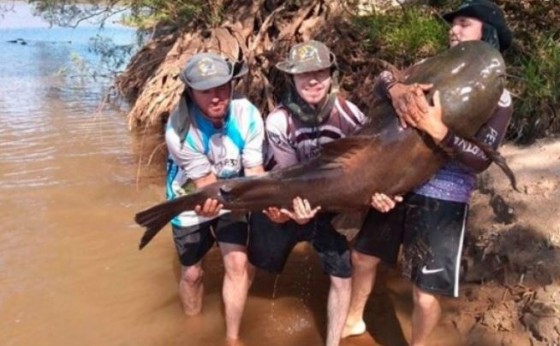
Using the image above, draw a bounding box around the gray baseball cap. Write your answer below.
[276,40,336,74]
[180,52,248,90]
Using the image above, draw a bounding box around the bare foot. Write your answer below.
[342,320,367,338]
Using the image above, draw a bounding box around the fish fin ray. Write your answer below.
[135,196,198,250]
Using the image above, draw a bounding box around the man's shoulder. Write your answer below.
[231,97,258,113]
[265,106,290,129]
[229,98,263,127]
[267,105,289,119]
[335,97,366,125]
[336,97,362,112]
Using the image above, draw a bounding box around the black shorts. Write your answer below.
[248,212,352,278]
[353,193,468,297]
[172,213,249,267]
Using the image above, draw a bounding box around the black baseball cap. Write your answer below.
[443,0,512,51]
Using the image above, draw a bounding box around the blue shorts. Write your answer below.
[248,212,352,278]
[172,213,248,267]
[353,193,468,297]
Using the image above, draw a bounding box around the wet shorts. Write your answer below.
[353,193,468,297]
[172,213,248,267]
[248,212,352,278]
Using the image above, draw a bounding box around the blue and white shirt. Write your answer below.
[166,97,265,226]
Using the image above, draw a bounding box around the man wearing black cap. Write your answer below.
[443,0,512,52]
[165,52,265,341]
[345,1,514,345]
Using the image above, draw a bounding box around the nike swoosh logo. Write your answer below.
[421,266,445,275]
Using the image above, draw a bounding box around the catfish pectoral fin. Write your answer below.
[491,150,518,191]
[471,137,518,191]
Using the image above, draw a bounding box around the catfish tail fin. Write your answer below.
[135,189,212,250]
[469,138,518,191]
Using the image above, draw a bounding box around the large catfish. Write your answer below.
[135,41,516,249]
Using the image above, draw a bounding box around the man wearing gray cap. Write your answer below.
[165,52,265,341]
[249,40,366,346]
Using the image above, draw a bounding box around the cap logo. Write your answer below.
[292,45,323,63]
[196,58,218,77]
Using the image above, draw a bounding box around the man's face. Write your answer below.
[191,83,232,124]
[292,69,332,106]
[449,16,484,47]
